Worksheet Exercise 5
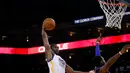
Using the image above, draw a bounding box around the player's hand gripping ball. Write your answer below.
[42,18,56,30]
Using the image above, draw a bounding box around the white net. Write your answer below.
[98,0,128,29]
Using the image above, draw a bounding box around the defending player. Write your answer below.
[89,36,130,73]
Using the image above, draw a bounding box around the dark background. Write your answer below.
[0,0,130,73]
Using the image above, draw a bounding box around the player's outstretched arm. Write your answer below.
[65,64,89,73]
[99,44,130,72]
[96,34,102,44]
[42,25,53,62]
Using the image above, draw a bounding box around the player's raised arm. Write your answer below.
[42,29,50,50]
[42,23,53,62]
[96,33,102,44]
[100,44,130,72]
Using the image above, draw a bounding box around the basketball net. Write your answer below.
[98,0,128,29]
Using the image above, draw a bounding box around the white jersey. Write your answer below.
[47,54,66,73]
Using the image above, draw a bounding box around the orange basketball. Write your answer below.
[43,18,56,30]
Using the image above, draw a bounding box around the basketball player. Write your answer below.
[89,36,130,73]
[42,25,89,73]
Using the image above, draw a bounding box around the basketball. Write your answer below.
[43,18,56,30]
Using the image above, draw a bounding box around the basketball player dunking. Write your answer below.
[42,19,130,73]
[89,36,130,73]
[42,23,89,73]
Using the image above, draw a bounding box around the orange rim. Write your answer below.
[98,0,127,6]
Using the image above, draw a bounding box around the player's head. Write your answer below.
[92,56,106,68]
[50,44,59,54]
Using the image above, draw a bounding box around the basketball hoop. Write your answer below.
[98,0,128,29]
